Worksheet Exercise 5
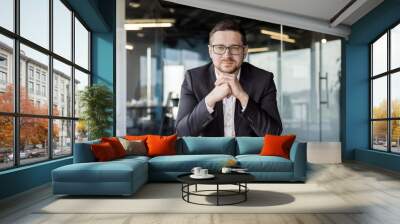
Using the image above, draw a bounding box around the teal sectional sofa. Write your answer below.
[52,137,307,196]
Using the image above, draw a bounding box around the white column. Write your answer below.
[115,0,127,136]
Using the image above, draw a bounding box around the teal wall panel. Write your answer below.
[0,158,72,199]
[344,0,400,171]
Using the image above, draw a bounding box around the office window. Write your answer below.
[53,59,72,117]
[0,1,91,170]
[74,18,89,70]
[19,117,49,165]
[391,24,400,70]
[0,116,13,170]
[20,0,49,49]
[0,0,14,31]
[53,119,72,158]
[371,21,400,153]
[53,0,72,60]
[0,34,13,113]
[74,69,89,119]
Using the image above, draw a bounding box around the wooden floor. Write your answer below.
[1,162,400,224]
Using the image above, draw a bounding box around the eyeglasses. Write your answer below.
[210,45,245,55]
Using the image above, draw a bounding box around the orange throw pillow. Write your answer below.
[260,134,296,159]
[125,135,148,141]
[91,142,117,161]
[101,137,127,158]
[146,134,177,157]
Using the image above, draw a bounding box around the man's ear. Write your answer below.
[208,45,213,59]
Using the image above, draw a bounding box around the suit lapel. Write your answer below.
[208,64,224,136]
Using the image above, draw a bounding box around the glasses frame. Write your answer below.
[210,44,246,55]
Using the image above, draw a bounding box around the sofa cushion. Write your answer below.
[147,134,177,157]
[91,142,118,161]
[178,137,235,155]
[236,155,293,172]
[235,137,263,155]
[260,135,296,159]
[52,158,147,183]
[148,154,235,172]
[118,138,147,156]
[125,135,148,141]
[101,137,127,158]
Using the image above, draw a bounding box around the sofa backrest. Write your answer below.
[235,137,263,155]
[73,139,100,163]
[177,137,236,155]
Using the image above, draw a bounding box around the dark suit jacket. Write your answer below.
[175,62,282,137]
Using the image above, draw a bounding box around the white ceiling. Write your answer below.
[165,0,384,37]
[225,0,352,24]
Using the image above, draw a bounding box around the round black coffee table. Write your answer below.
[177,173,255,206]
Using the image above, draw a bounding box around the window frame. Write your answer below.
[0,0,92,171]
[370,20,400,154]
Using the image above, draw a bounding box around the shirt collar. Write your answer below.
[214,68,241,80]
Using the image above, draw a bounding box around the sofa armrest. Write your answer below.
[289,142,307,181]
[73,140,100,163]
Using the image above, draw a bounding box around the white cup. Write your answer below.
[221,167,232,174]
[200,169,208,176]
[191,167,202,176]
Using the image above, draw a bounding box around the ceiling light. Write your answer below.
[260,28,296,44]
[270,35,296,43]
[126,44,134,50]
[321,38,327,44]
[125,19,175,30]
[124,25,142,31]
[247,47,269,53]
[260,29,289,39]
[128,2,141,8]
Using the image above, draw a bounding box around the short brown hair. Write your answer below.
[209,20,247,45]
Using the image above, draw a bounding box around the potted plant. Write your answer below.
[79,84,113,140]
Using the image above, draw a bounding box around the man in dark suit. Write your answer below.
[176,20,282,137]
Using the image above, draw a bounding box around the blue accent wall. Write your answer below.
[344,0,400,171]
[0,0,116,200]
[0,158,72,199]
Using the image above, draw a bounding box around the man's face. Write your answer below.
[209,31,247,74]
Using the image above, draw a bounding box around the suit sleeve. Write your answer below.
[240,75,282,136]
[175,72,216,136]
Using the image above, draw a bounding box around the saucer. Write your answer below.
[190,174,215,179]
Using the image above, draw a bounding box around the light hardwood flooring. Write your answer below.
[1,162,400,224]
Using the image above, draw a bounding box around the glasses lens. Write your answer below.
[229,46,242,55]
[213,45,226,54]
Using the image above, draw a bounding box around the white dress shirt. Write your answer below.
[205,69,247,137]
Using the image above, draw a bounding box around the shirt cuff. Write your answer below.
[205,101,215,113]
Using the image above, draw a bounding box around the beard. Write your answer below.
[215,59,241,74]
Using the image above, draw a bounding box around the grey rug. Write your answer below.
[37,183,362,214]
